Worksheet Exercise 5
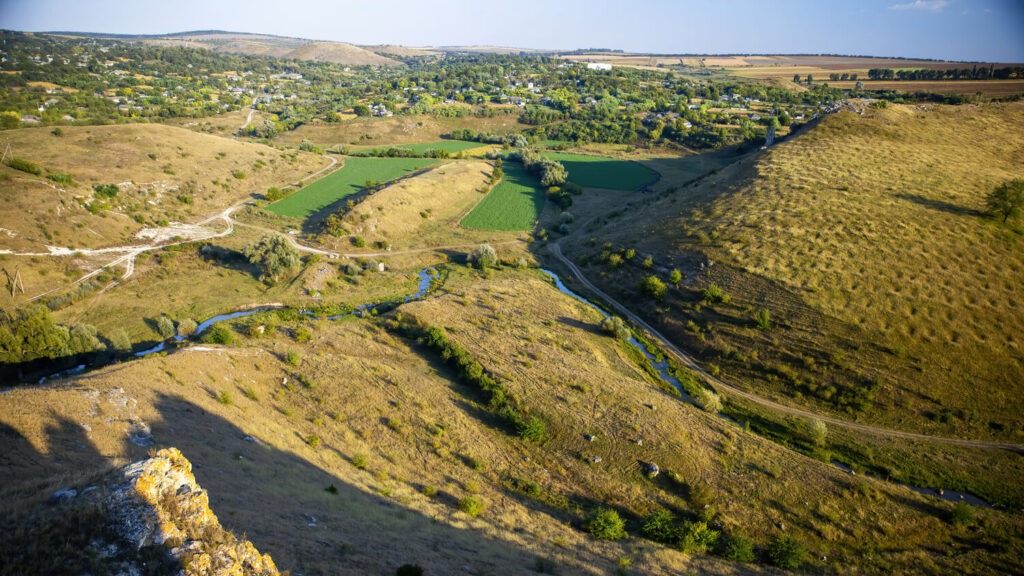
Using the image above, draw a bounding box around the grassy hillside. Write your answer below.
[142,32,400,66]
[560,102,1024,442]
[3,267,1021,575]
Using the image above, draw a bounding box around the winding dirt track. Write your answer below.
[550,242,1024,454]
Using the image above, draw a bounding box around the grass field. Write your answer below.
[392,140,484,154]
[460,162,545,231]
[543,152,660,191]
[267,157,437,218]
[567,101,1024,441]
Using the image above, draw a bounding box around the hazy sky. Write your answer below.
[1,0,1022,62]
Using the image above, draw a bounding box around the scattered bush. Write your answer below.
[243,234,300,284]
[587,507,627,540]
[669,269,682,285]
[767,534,808,569]
[286,351,302,366]
[157,316,176,339]
[47,172,74,186]
[216,390,232,405]
[422,485,438,497]
[806,417,828,446]
[754,308,771,330]
[306,434,321,448]
[516,415,548,442]
[639,275,667,300]
[458,495,486,517]
[201,323,234,345]
[93,183,119,198]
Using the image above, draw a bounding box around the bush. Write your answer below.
[47,172,74,186]
[950,501,975,526]
[157,316,176,339]
[767,535,807,569]
[243,234,299,283]
[306,434,321,447]
[177,318,197,338]
[695,388,722,413]
[587,507,627,540]
[718,533,756,562]
[677,520,719,554]
[701,283,730,304]
[216,390,232,405]
[641,509,676,543]
[201,323,234,345]
[286,351,301,366]
[806,417,828,446]
[294,325,313,343]
[639,275,667,300]
[469,244,498,270]
[516,415,548,442]
[6,157,41,175]
[351,452,369,469]
[754,308,771,330]
[458,495,485,517]
[93,183,119,198]
[600,316,631,340]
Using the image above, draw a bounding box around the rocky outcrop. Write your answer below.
[104,447,280,575]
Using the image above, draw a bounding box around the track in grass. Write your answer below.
[460,162,545,231]
[543,152,660,191]
[268,157,437,218]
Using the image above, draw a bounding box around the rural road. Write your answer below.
[550,242,1024,453]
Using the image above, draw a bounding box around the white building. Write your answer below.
[586,62,612,71]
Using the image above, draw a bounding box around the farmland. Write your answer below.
[267,157,437,218]
[543,152,660,191]
[460,162,545,230]
[356,140,486,155]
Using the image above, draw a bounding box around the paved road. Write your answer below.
[550,243,1024,454]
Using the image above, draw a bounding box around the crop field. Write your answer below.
[832,79,1024,97]
[543,152,660,191]
[460,162,545,231]
[394,140,485,154]
[267,157,437,218]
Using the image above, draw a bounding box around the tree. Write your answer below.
[986,178,1024,223]
[469,244,497,270]
[243,234,300,283]
[695,388,722,413]
[669,269,682,286]
[157,316,176,339]
[641,509,676,543]
[806,74,814,84]
[807,417,828,446]
[68,323,104,355]
[792,74,801,83]
[109,329,132,354]
[353,104,371,117]
[587,507,627,540]
[0,111,21,130]
[639,275,667,300]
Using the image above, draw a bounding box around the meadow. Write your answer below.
[381,140,484,155]
[460,162,545,231]
[543,152,661,191]
[267,156,437,218]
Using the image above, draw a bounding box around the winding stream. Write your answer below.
[540,269,994,509]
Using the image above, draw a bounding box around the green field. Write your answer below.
[268,157,437,218]
[353,140,485,156]
[543,152,660,191]
[460,162,545,231]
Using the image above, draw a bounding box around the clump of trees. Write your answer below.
[468,244,497,270]
[0,305,107,364]
[600,315,630,340]
[243,234,300,284]
[587,507,627,540]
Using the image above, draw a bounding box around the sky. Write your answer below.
[1,0,1022,62]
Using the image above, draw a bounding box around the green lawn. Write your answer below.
[542,152,660,191]
[460,162,545,231]
[268,157,437,218]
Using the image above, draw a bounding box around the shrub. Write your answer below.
[286,351,301,366]
[587,507,627,540]
[516,415,548,442]
[669,269,682,285]
[47,172,74,186]
[600,316,631,340]
[701,283,730,304]
[109,329,132,353]
[641,508,676,543]
[718,533,756,562]
[351,452,369,469]
[202,324,234,345]
[950,501,975,526]
[243,234,299,283]
[93,183,119,198]
[422,485,438,497]
[265,186,284,202]
[352,236,366,248]
[177,318,198,338]
[232,170,246,180]
[216,390,232,405]
[677,520,719,554]
[639,275,667,300]
[294,325,313,343]
[458,495,485,517]
[695,388,722,413]
[469,244,498,269]
[806,418,828,446]
[306,434,321,448]
[6,157,41,175]
[767,535,807,569]
[754,308,771,330]
[157,316,176,339]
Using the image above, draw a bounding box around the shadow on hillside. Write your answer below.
[894,193,986,218]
